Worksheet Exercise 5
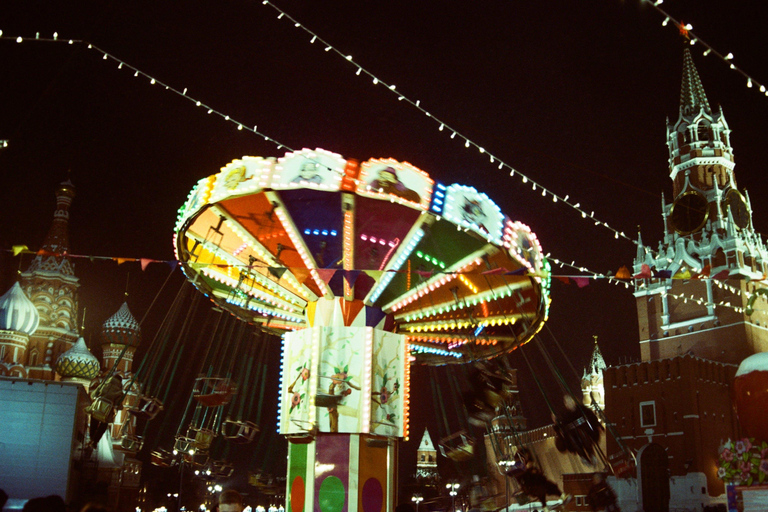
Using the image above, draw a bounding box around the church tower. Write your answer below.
[20,180,80,379]
[416,427,438,479]
[581,336,606,411]
[633,48,768,365]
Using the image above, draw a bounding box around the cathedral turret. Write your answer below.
[20,180,80,379]
[100,301,141,375]
[0,282,40,377]
[55,337,100,389]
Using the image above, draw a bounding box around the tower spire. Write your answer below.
[680,48,711,117]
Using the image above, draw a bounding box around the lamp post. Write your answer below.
[411,494,424,512]
[446,482,460,512]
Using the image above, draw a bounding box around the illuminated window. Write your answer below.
[640,401,656,428]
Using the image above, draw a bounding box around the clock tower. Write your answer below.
[633,48,768,365]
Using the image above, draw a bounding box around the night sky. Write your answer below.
[1,0,767,498]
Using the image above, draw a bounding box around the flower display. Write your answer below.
[718,437,768,486]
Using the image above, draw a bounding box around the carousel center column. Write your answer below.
[279,296,410,512]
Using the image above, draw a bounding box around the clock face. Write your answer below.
[724,189,750,229]
[670,191,708,235]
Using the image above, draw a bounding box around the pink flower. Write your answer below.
[300,368,310,381]
[380,387,390,404]
[759,459,768,475]
[721,449,734,462]
[291,392,301,406]
[735,439,752,454]
[738,460,752,473]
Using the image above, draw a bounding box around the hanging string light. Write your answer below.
[634,0,768,97]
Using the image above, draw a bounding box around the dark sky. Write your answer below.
[2,0,767,491]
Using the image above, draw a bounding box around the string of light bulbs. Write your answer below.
[637,0,768,98]
[0,32,299,157]
[549,254,765,314]
[256,1,636,247]
[3,24,765,312]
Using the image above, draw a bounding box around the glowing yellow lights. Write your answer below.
[458,274,478,294]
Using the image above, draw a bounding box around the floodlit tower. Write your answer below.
[20,180,80,379]
[633,48,768,365]
[581,336,606,411]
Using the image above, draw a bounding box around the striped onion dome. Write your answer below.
[55,337,100,380]
[0,282,40,335]
[101,302,141,348]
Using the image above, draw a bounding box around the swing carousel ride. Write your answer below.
[172,147,551,512]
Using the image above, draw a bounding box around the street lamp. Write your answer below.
[411,494,424,512]
[446,482,460,512]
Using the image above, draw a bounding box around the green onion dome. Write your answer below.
[55,337,100,380]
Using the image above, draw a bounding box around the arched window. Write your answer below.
[697,123,711,142]
[29,348,39,366]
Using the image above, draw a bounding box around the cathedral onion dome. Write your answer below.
[101,302,141,348]
[0,282,40,335]
[55,337,100,380]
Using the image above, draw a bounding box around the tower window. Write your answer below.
[697,124,711,142]
[640,401,657,427]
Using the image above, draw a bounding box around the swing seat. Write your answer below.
[86,397,116,423]
[287,432,315,444]
[127,395,164,420]
[287,420,317,443]
[439,431,475,461]
[150,448,173,467]
[183,451,209,468]
[210,460,234,478]
[121,434,143,452]
[189,426,216,451]
[193,377,236,407]
[173,435,196,454]
[221,419,259,443]
[315,392,343,408]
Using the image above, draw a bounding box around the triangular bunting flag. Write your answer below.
[615,266,631,279]
[292,267,311,284]
[481,267,508,275]
[416,270,433,279]
[554,276,570,285]
[344,270,362,289]
[713,269,730,281]
[12,245,29,256]
[341,299,366,326]
[140,258,153,271]
[694,264,711,279]
[316,268,337,285]
[167,260,180,271]
[654,270,672,279]
[115,258,131,265]
[364,270,385,283]
[633,264,652,279]
[268,267,287,280]
[505,268,527,276]
[673,268,691,280]
[573,277,590,288]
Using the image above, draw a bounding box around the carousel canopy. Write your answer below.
[174,148,550,364]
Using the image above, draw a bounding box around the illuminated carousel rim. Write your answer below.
[174,149,551,364]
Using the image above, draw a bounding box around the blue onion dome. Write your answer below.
[101,302,141,348]
[0,282,40,335]
[55,337,100,380]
